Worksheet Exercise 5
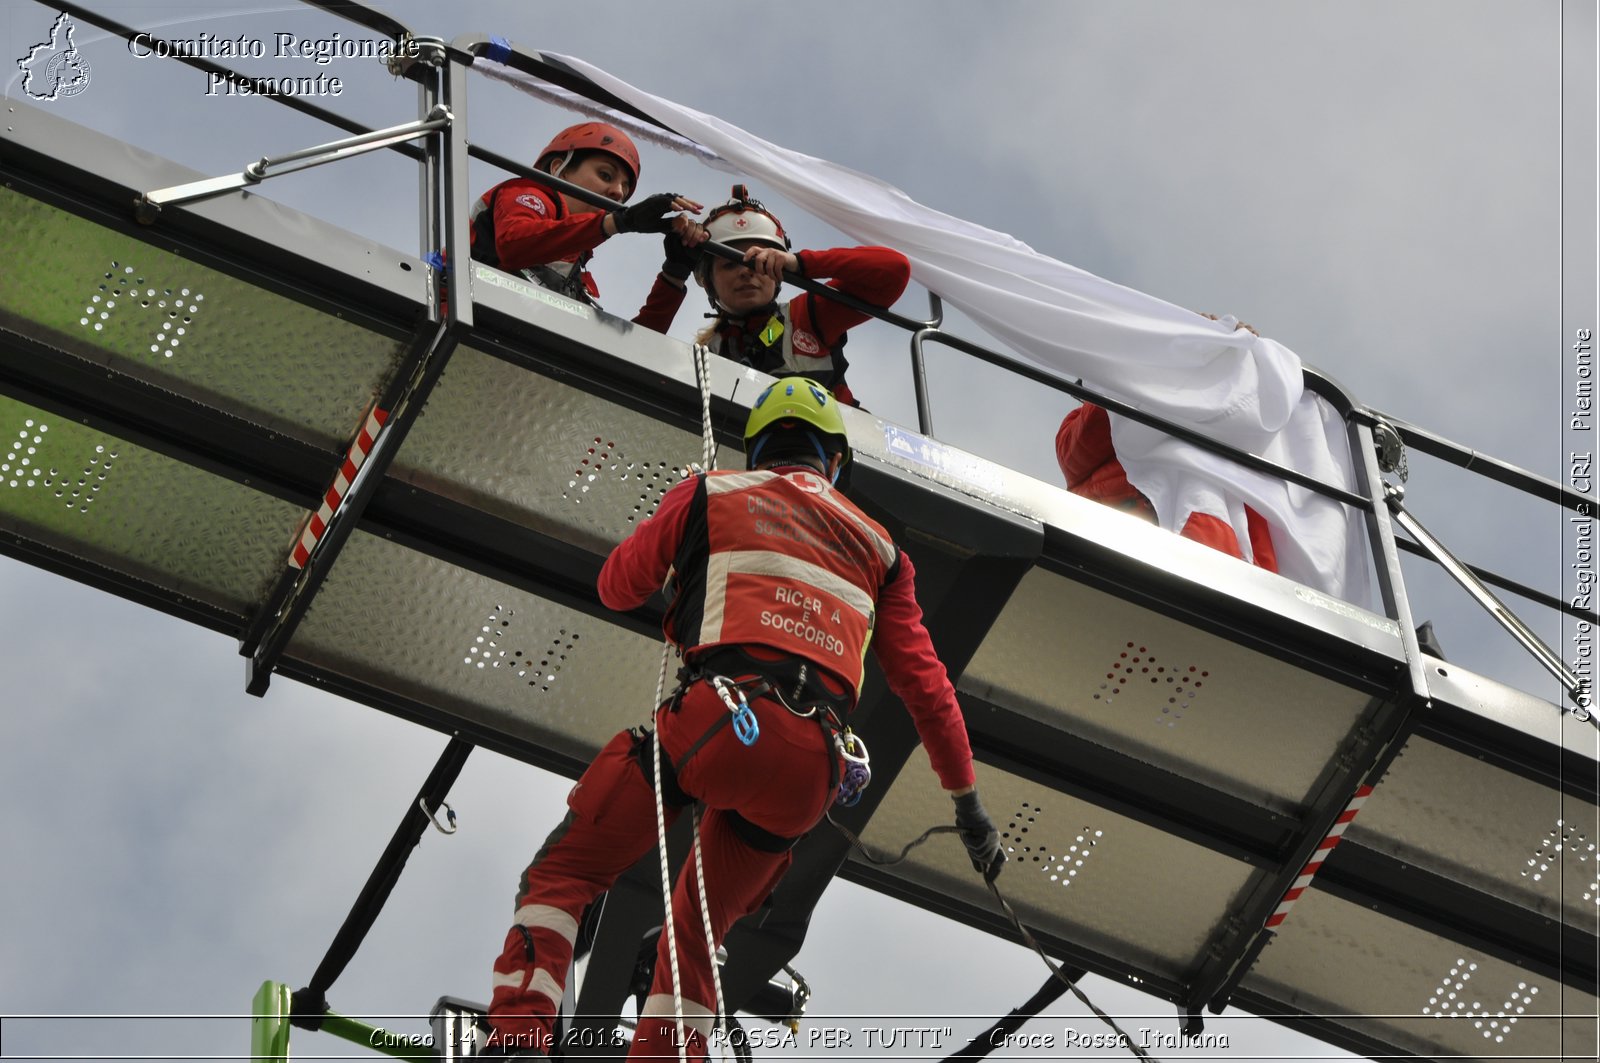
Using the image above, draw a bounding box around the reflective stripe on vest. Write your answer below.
[689,469,896,690]
[707,301,836,383]
[469,181,596,305]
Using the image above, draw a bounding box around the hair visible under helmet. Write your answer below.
[696,185,790,308]
[535,121,641,200]
[744,377,851,485]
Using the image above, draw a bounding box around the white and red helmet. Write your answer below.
[702,185,790,251]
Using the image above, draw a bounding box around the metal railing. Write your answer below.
[67,0,1592,713]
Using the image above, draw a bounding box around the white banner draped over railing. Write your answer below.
[477,55,1373,606]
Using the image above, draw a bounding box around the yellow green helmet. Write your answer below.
[744,376,851,479]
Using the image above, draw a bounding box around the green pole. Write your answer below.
[250,980,435,1063]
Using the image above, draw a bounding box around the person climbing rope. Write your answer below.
[673,186,910,407]
[470,120,706,331]
[484,377,1002,1059]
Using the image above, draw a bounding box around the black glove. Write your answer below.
[662,229,703,281]
[952,790,1005,882]
[610,192,683,235]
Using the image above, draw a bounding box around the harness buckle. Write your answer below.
[711,675,761,747]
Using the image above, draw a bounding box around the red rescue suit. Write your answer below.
[470,178,686,333]
[1056,403,1279,571]
[487,467,975,1059]
[707,246,910,407]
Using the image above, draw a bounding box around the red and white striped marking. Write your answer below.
[288,405,389,569]
[1264,784,1374,929]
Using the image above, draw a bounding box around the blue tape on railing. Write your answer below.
[425,251,446,272]
[485,36,512,64]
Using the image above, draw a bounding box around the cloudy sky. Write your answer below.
[1,1,1593,1061]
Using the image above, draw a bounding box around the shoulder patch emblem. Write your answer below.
[792,329,821,355]
[514,193,548,216]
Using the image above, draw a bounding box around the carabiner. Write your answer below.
[834,729,872,807]
[711,675,761,747]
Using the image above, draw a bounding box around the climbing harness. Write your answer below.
[826,814,1161,1063]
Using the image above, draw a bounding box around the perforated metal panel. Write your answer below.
[394,345,737,553]
[859,760,1254,980]
[962,565,1377,810]
[3,90,1595,1063]
[1244,889,1598,1061]
[1352,737,1600,923]
[0,394,301,612]
[0,187,410,446]
[285,531,666,762]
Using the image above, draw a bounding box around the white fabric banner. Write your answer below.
[481,55,1372,604]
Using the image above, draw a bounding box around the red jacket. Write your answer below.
[599,466,976,791]
[1056,404,1279,571]
[707,246,910,407]
[470,178,686,333]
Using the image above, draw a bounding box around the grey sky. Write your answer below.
[0,1,1591,1061]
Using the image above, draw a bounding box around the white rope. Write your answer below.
[650,342,721,1063]
[688,342,731,1059]
[694,343,717,471]
[649,655,688,1063]
[691,803,731,1062]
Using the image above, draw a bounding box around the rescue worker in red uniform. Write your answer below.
[677,187,911,408]
[485,377,1004,1059]
[1054,314,1279,572]
[470,121,707,332]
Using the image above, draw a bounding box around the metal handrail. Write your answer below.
[92,0,1587,683]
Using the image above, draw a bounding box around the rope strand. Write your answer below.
[650,341,721,1062]
[826,814,1160,1063]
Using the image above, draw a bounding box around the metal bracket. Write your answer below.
[134,105,452,222]
[1386,483,1593,716]
[1372,418,1409,484]
[387,34,446,79]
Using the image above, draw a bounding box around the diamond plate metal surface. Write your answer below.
[0,188,409,445]
[0,394,301,612]
[284,530,668,762]
[394,345,738,553]
[1244,889,1598,1062]
[857,759,1253,978]
[961,565,1373,809]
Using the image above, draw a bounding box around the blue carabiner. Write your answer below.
[712,676,761,747]
[731,700,760,746]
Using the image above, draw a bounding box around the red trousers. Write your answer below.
[488,679,837,1058]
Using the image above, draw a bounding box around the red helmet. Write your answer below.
[536,121,641,191]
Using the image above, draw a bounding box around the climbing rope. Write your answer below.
[826,813,1160,1063]
[650,343,724,1063]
